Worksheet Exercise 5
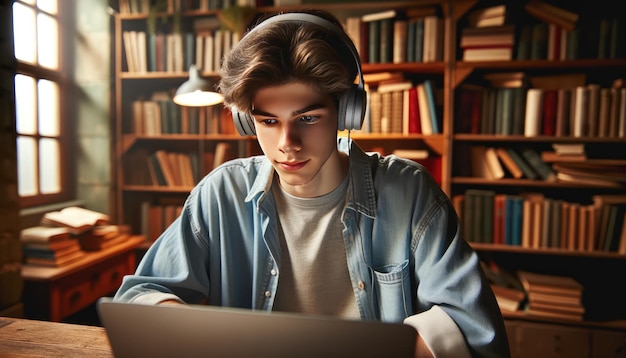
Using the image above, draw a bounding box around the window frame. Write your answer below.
[14,0,74,208]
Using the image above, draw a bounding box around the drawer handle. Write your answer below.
[110,271,121,284]
[91,272,101,289]
[70,291,81,305]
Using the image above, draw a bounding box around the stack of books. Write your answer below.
[39,206,133,252]
[518,271,585,321]
[20,226,85,267]
[460,5,514,61]
[460,25,515,61]
[78,225,131,251]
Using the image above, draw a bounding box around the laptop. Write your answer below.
[97,297,416,358]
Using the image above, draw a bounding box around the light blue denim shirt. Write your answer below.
[115,138,509,357]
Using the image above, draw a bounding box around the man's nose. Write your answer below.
[278,123,303,153]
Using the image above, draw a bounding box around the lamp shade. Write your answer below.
[173,65,224,107]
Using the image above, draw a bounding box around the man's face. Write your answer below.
[251,82,345,198]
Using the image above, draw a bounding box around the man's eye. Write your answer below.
[299,115,319,123]
[259,118,277,125]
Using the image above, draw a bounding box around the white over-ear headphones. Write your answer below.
[230,12,367,136]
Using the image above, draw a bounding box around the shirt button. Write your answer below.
[270,269,277,276]
[358,281,365,291]
[265,291,271,298]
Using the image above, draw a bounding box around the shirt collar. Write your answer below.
[245,137,377,218]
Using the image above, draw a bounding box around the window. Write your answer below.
[13,0,70,207]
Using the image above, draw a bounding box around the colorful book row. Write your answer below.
[130,91,230,135]
[456,83,626,138]
[345,9,444,64]
[360,79,441,135]
[454,191,626,254]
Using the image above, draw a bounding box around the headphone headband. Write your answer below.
[246,13,365,87]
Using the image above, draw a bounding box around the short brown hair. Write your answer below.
[219,10,358,113]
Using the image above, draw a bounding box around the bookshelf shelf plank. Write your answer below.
[453,135,626,143]
[456,59,626,71]
[452,177,625,189]
[471,243,626,259]
[122,185,194,193]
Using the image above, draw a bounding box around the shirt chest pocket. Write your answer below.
[373,259,411,322]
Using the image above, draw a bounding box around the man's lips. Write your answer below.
[278,160,308,171]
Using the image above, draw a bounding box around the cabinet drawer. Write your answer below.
[592,329,626,358]
[513,322,589,358]
[59,259,128,318]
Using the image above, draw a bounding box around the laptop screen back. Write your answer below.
[97,297,416,358]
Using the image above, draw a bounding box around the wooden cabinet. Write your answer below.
[21,236,143,322]
[505,319,626,358]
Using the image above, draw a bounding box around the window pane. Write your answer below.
[38,79,60,136]
[39,138,60,194]
[37,0,57,15]
[15,74,37,135]
[37,12,58,69]
[17,136,38,196]
[13,2,37,64]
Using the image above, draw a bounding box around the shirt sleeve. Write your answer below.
[113,195,212,304]
[411,197,510,358]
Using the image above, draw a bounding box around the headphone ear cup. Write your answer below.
[232,110,256,136]
[339,84,366,131]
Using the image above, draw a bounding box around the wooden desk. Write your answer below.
[21,236,144,322]
[0,317,113,357]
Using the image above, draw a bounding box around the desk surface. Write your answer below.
[0,317,113,357]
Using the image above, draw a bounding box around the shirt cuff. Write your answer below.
[130,292,184,305]
[403,306,471,358]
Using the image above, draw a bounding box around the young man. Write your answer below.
[114,10,509,357]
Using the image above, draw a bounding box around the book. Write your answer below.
[506,148,538,180]
[22,238,81,252]
[520,148,557,182]
[491,284,526,312]
[422,80,439,133]
[416,83,433,135]
[20,226,71,244]
[422,15,444,63]
[525,0,579,31]
[23,242,82,260]
[527,290,582,307]
[540,151,587,163]
[471,146,502,179]
[40,207,111,235]
[467,5,507,28]
[551,143,585,155]
[463,46,512,62]
[496,147,523,179]
[392,149,429,160]
[517,271,583,298]
[361,10,397,23]
[460,25,515,47]
[525,306,584,321]
[524,88,543,137]
[213,142,233,169]
[25,248,85,267]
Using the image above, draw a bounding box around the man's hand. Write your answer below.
[415,335,435,358]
